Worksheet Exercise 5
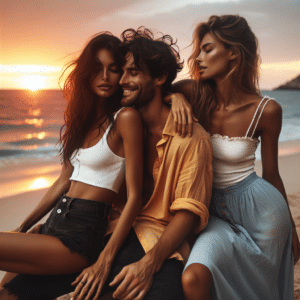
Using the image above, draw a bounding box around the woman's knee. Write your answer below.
[182,263,212,293]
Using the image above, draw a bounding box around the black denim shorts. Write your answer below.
[40,195,110,263]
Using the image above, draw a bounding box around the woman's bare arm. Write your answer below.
[70,107,144,300]
[259,100,300,264]
[171,79,194,101]
[165,80,197,137]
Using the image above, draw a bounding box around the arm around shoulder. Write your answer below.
[167,80,198,136]
[171,79,195,101]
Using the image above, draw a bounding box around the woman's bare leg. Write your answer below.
[182,263,213,300]
[0,232,88,275]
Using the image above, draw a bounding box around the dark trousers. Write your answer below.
[101,229,185,300]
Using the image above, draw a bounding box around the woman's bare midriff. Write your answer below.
[66,180,117,205]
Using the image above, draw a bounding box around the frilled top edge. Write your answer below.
[210,133,260,144]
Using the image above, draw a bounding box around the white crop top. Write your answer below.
[212,96,274,188]
[69,108,125,193]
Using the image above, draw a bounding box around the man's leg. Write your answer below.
[143,258,184,300]
[101,229,184,300]
[100,229,146,296]
[56,229,144,300]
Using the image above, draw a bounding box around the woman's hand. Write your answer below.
[292,222,300,265]
[165,93,198,137]
[12,223,41,233]
[12,224,25,233]
[70,256,112,300]
[28,223,42,234]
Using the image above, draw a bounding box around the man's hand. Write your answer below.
[109,256,156,300]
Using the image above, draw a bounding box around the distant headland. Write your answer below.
[274,74,300,90]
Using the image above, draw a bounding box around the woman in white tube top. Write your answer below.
[168,15,299,300]
[0,33,143,300]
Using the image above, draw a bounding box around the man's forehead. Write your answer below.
[124,52,135,68]
[123,52,151,76]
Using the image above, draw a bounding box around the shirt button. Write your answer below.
[221,203,226,207]
[57,209,62,214]
[222,211,226,216]
[62,198,67,202]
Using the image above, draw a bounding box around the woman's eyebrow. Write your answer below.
[202,42,212,49]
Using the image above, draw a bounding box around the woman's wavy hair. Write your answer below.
[120,27,183,96]
[188,15,260,129]
[59,33,123,163]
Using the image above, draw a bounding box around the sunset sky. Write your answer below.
[1,0,299,90]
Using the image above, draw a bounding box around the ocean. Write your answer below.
[0,89,300,166]
[0,89,65,167]
[0,89,299,198]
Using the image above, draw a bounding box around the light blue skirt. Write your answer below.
[185,172,294,300]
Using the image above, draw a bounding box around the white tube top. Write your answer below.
[211,96,274,188]
[211,134,259,188]
[69,108,125,193]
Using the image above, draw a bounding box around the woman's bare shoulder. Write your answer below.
[115,107,140,121]
[115,107,143,130]
[258,97,282,133]
[261,97,282,116]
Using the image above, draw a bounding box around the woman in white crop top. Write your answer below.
[0,33,143,300]
[168,15,299,300]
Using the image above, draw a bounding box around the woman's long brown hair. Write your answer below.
[59,33,123,163]
[188,15,260,129]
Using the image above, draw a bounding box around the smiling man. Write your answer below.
[97,28,213,300]
[67,27,213,300]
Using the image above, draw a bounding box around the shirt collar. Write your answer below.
[162,111,176,137]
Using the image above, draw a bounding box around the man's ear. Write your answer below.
[155,73,168,86]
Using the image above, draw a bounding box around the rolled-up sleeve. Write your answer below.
[170,138,213,233]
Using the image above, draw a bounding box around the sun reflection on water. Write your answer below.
[26,132,46,140]
[29,178,50,190]
[24,118,44,127]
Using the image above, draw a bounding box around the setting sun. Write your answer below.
[22,75,47,91]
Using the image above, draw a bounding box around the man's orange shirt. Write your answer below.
[107,112,213,264]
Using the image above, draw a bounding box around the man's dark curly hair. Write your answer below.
[120,27,183,95]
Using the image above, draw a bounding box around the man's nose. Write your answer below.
[119,72,127,86]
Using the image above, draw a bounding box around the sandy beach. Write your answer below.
[1,140,300,298]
